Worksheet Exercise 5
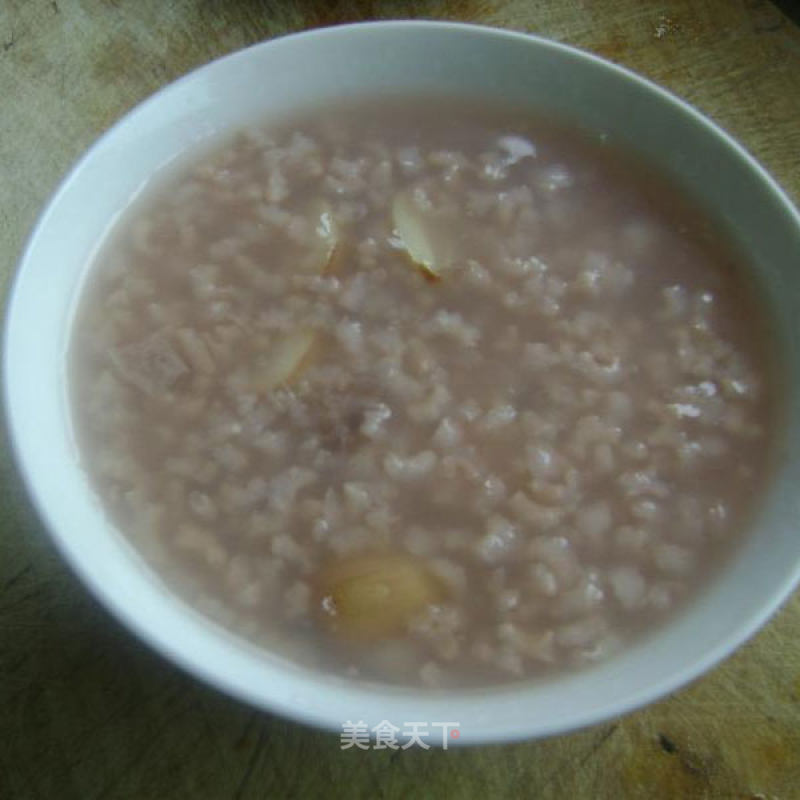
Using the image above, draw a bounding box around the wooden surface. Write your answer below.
[1,1,799,798]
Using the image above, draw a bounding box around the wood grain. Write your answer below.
[1,1,799,798]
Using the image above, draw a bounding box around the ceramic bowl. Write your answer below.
[5,21,800,744]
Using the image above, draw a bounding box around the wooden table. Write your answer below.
[1,1,798,797]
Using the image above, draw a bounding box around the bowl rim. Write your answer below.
[5,19,800,746]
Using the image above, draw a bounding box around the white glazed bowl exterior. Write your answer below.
[5,22,800,744]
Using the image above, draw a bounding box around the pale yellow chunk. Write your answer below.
[302,199,338,274]
[252,330,316,392]
[392,191,442,280]
[315,552,444,640]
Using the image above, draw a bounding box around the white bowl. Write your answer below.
[5,21,800,745]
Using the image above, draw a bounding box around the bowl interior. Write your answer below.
[5,22,800,743]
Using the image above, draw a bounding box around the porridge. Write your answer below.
[69,98,775,688]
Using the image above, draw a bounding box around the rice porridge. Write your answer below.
[69,98,775,688]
